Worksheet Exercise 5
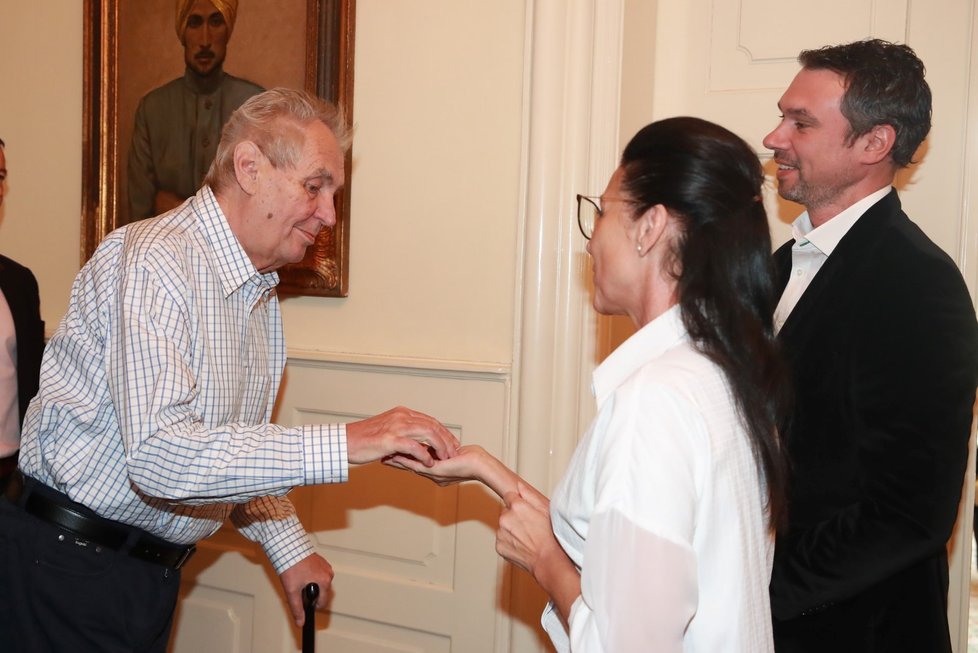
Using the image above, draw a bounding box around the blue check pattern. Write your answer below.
[19,186,348,573]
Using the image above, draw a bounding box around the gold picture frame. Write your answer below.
[82,0,355,296]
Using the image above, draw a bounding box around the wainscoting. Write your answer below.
[167,352,516,653]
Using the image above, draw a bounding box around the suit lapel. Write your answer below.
[776,190,902,341]
[0,257,40,370]
[773,241,793,295]
[0,259,20,328]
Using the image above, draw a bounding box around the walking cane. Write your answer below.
[302,582,320,653]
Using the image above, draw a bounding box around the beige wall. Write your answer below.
[0,0,525,368]
[4,1,977,651]
[0,0,84,326]
[287,0,524,364]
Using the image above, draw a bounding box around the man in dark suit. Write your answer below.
[0,138,44,492]
[763,39,978,652]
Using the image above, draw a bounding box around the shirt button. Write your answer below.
[795,269,803,276]
[202,136,211,148]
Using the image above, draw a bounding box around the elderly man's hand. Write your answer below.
[346,406,459,466]
[279,553,334,627]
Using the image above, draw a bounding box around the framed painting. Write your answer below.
[82,0,355,296]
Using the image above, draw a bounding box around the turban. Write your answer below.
[176,0,238,44]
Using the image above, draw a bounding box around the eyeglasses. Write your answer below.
[575,194,635,240]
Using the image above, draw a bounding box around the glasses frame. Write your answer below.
[576,194,636,240]
[576,194,601,240]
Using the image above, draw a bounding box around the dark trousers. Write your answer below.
[0,497,182,652]
[0,451,18,494]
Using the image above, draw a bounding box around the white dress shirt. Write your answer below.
[20,186,348,573]
[0,289,18,457]
[774,186,892,331]
[542,306,775,652]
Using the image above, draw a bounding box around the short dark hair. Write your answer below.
[620,117,790,530]
[799,39,931,167]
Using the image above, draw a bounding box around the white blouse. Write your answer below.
[543,306,775,652]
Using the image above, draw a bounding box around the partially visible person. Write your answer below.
[763,39,978,652]
[0,89,458,653]
[0,138,44,493]
[127,0,263,222]
[390,117,790,652]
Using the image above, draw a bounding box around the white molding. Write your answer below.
[948,4,978,650]
[513,0,625,499]
[286,348,510,377]
[962,2,978,298]
[507,0,626,650]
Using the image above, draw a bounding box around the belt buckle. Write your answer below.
[174,545,197,570]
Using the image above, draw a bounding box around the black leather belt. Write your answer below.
[5,472,196,570]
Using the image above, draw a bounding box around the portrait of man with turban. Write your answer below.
[126,0,263,223]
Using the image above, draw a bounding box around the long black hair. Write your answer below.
[620,116,790,530]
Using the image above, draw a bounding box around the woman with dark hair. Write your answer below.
[389,117,789,652]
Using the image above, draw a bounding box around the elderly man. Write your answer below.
[127,0,263,222]
[764,40,978,652]
[0,89,459,652]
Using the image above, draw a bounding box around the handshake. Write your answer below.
[347,405,517,498]
[292,410,555,627]
[353,406,549,509]
[354,405,525,501]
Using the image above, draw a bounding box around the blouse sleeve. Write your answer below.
[566,377,707,651]
[568,507,698,652]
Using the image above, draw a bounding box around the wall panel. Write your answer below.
[170,355,513,652]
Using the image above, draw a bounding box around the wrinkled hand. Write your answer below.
[279,553,334,626]
[496,483,558,576]
[346,406,459,466]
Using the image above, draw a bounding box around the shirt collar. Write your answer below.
[193,185,279,297]
[790,185,892,255]
[592,305,687,407]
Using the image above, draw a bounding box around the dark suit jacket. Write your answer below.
[0,254,44,427]
[769,190,978,652]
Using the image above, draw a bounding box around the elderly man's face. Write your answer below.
[183,0,229,77]
[239,120,346,273]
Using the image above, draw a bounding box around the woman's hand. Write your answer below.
[496,482,557,575]
[384,444,490,486]
[498,483,580,627]
[384,445,535,501]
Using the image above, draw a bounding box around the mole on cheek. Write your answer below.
[266,213,273,220]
